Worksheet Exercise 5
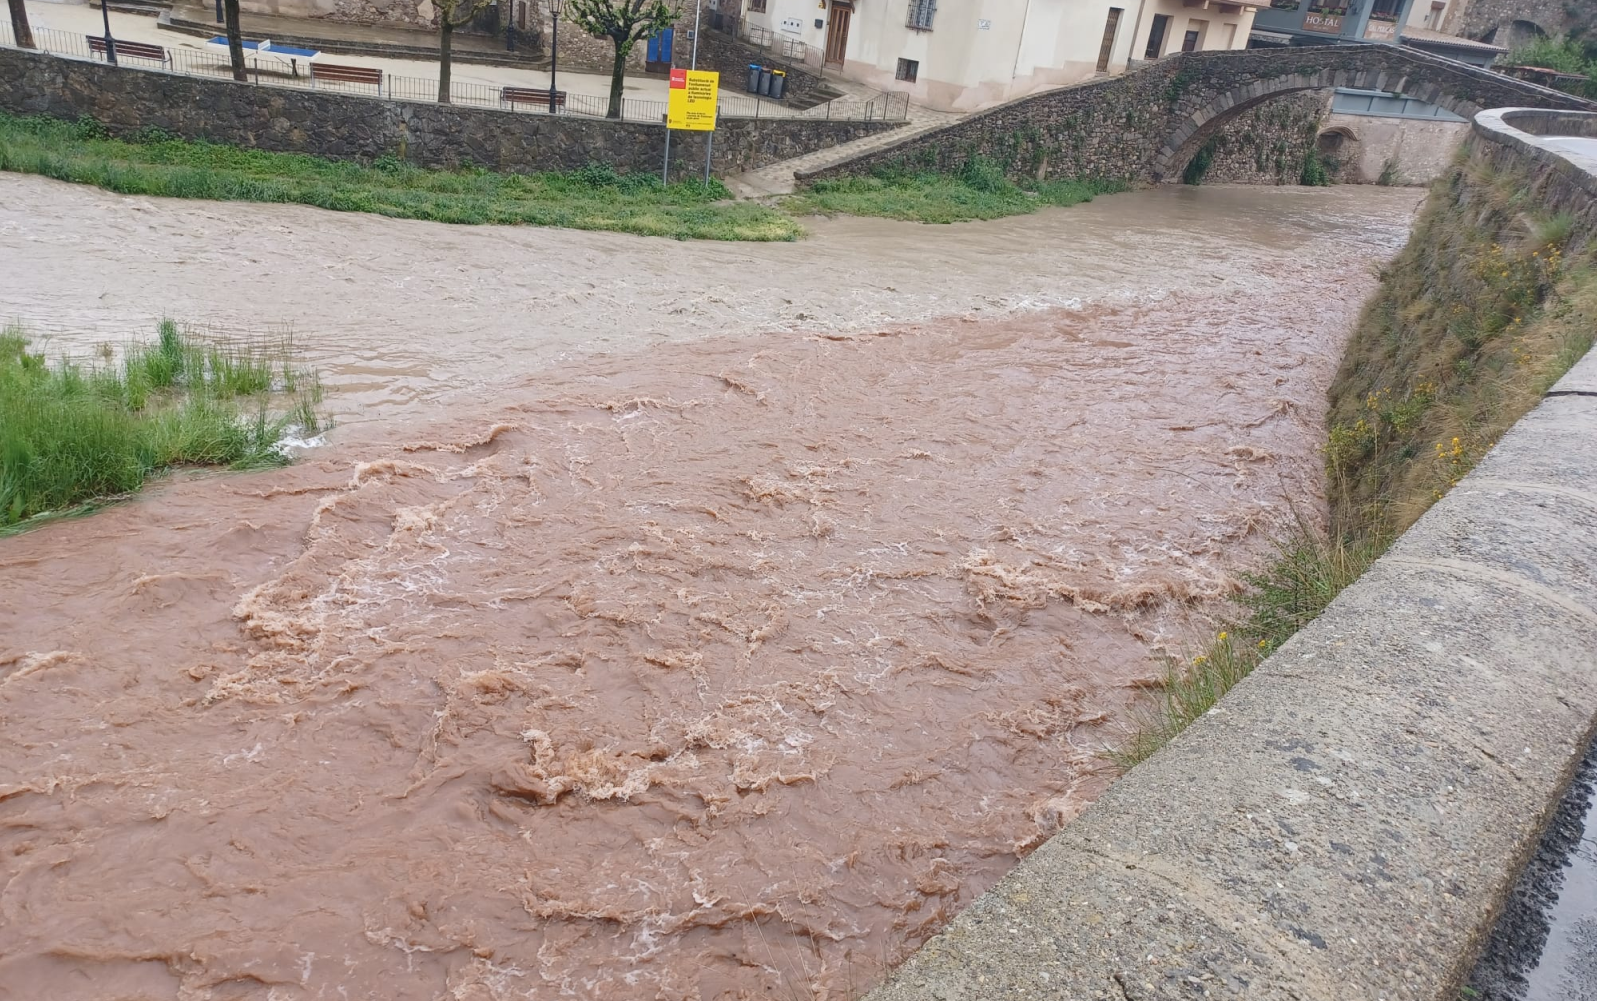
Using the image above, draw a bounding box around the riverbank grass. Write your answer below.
[0,321,323,530]
[0,112,801,242]
[786,158,1128,224]
[1111,526,1384,768]
[1112,154,1597,768]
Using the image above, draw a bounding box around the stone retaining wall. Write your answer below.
[862,107,1597,1001]
[0,46,900,178]
[1318,112,1470,184]
[1468,109,1597,249]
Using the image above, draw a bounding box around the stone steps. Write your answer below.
[725,114,959,198]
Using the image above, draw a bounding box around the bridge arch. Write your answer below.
[1486,18,1549,49]
[1151,68,1483,183]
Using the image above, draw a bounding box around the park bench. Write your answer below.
[311,62,382,91]
[501,86,567,111]
[86,36,168,65]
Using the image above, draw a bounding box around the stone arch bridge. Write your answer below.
[797,43,1595,188]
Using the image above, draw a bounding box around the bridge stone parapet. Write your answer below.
[797,44,1595,188]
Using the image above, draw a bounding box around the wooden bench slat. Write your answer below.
[312,62,382,86]
[86,36,166,61]
[502,87,567,107]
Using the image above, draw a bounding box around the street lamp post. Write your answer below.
[101,0,118,64]
[547,0,563,114]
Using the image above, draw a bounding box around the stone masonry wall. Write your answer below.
[0,47,899,178]
[1199,90,1330,184]
[797,43,1595,188]
[542,6,649,77]
[1446,0,1595,42]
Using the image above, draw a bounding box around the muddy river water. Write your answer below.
[0,176,1422,1000]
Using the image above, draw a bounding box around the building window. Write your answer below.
[906,0,936,31]
[748,0,766,11]
[1145,13,1171,57]
[1426,1,1445,27]
[896,57,919,81]
[1181,19,1207,51]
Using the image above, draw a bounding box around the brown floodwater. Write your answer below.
[0,176,1422,1000]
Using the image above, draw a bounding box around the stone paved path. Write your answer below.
[726,85,962,198]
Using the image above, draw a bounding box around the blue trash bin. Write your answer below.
[747,63,762,93]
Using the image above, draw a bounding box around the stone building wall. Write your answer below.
[797,42,1594,187]
[1444,0,1595,43]
[0,46,899,178]
[543,6,649,77]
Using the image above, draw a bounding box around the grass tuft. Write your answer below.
[1113,152,1597,769]
[0,322,324,530]
[786,157,1128,225]
[1109,525,1384,768]
[1326,155,1595,537]
[0,111,801,242]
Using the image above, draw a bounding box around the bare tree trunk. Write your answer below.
[606,41,626,118]
[438,20,453,103]
[223,0,246,81]
[7,0,35,49]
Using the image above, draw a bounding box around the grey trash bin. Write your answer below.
[747,63,762,93]
[770,69,787,100]
[758,67,773,96]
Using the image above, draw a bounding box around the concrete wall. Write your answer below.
[0,46,901,178]
[796,42,1595,187]
[1320,110,1470,183]
[863,106,1597,1001]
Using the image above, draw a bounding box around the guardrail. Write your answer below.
[0,22,905,122]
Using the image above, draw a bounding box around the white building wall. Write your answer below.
[741,0,1255,112]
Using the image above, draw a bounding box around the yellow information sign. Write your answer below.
[667,68,719,131]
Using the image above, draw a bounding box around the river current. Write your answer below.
[0,176,1422,1000]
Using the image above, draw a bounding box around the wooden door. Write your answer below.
[1096,8,1122,72]
[825,2,852,65]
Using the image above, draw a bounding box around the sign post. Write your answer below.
[664,67,719,185]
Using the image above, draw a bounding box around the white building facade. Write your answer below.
[734,0,1261,111]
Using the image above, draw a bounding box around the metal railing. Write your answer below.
[1,26,906,121]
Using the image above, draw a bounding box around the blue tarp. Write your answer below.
[206,37,321,58]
